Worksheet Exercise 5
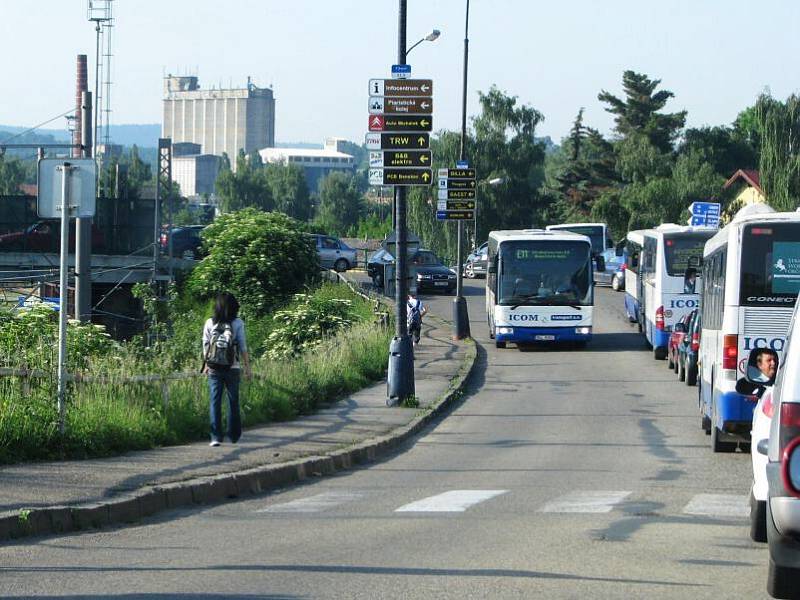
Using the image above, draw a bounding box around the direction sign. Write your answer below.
[689,201,721,216]
[369,97,433,115]
[391,64,411,79]
[438,168,475,180]
[438,178,476,189]
[438,188,476,200]
[369,150,432,168]
[368,114,432,132]
[437,200,476,211]
[369,79,433,97]
[689,215,720,228]
[437,210,474,221]
[369,168,433,186]
[365,132,430,150]
[456,160,469,168]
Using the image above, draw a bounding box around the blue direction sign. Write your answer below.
[391,64,411,79]
[690,215,720,227]
[456,160,469,169]
[689,201,721,216]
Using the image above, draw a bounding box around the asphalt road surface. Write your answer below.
[0,282,769,599]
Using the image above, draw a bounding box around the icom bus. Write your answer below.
[486,229,595,348]
[699,205,800,452]
[624,225,715,359]
[545,222,612,255]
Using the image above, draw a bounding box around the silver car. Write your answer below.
[312,235,358,272]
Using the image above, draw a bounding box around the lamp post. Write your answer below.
[407,29,441,55]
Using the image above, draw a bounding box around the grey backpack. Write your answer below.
[205,322,236,370]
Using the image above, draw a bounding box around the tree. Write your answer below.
[756,93,800,211]
[0,154,26,195]
[314,171,364,235]
[679,125,757,177]
[598,70,687,153]
[263,163,313,221]
[215,149,272,213]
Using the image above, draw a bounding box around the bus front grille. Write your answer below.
[743,307,794,337]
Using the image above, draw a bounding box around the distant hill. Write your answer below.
[0,123,162,148]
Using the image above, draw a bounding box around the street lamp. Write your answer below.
[472,177,504,249]
[407,29,441,55]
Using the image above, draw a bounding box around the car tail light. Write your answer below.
[655,306,665,331]
[762,391,775,418]
[722,334,738,370]
[691,331,700,352]
[620,263,627,271]
[780,425,800,499]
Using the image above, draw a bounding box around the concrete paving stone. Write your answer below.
[47,506,74,533]
[159,482,194,508]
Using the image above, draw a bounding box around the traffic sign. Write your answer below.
[689,215,720,228]
[369,96,433,115]
[438,188,476,200]
[438,168,475,179]
[369,150,432,168]
[689,201,721,216]
[391,64,411,79]
[436,210,474,221]
[369,168,433,186]
[437,200,476,211]
[369,79,433,97]
[365,132,430,150]
[456,160,469,168]
[438,178,476,189]
[38,158,97,218]
[368,114,432,132]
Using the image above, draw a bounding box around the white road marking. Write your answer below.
[257,491,364,514]
[682,494,749,518]
[395,490,508,513]
[539,491,632,513]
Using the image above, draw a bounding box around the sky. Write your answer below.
[2,0,800,146]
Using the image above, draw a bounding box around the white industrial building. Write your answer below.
[259,138,355,192]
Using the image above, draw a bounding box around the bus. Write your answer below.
[624,225,715,359]
[486,229,594,348]
[545,222,612,255]
[699,205,800,452]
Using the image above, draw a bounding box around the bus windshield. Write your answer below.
[740,223,800,306]
[498,241,591,306]
[663,233,712,277]
[550,226,604,254]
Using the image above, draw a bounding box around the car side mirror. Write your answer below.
[757,438,769,456]
[744,347,779,386]
[595,255,606,272]
[673,322,686,334]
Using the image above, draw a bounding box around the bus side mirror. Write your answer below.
[595,255,606,272]
[488,264,497,274]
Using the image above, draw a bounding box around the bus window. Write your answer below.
[663,234,709,277]
[740,223,800,306]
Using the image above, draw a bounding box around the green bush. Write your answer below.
[188,208,319,316]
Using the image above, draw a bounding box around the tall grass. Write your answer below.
[0,283,391,464]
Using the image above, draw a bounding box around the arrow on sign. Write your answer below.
[417,136,426,147]
[421,83,430,93]
[422,172,430,182]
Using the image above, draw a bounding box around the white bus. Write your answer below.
[624,225,715,359]
[486,229,594,348]
[699,205,800,452]
[545,222,612,255]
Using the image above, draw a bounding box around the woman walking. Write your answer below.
[202,292,251,447]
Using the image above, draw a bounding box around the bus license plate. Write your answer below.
[535,335,555,341]
[434,281,448,286]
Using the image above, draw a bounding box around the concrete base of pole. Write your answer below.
[452,296,471,340]
[386,335,415,406]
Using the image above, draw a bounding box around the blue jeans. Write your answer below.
[208,368,242,443]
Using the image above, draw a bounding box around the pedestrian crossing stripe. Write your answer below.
[395,490,508,513]
[682,494,749,518]
[539,491,632,514]
[257,491,364,513]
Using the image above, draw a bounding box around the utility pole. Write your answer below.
[452,0,472,339]
[75,91,93,322]
[386,0,415,405]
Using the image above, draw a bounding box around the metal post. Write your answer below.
[75,91,93,322]
[152,161,161,282]
[57,163,73,435]
[386,0,415,405]
[452,0,472,339]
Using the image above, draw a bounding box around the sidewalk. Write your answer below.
[0,315,475,542]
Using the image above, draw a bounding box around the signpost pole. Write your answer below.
[453,0,471,340]
[56,163,72,435]
[386,0,415,405]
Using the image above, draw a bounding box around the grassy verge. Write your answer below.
[0,283,391,464]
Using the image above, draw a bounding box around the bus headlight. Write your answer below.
[575,327,591,335]
[497,327,514,335]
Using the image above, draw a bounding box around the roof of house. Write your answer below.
[723,169,763,194]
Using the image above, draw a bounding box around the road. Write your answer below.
[0,282,768,599]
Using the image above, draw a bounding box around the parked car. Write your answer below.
[367,248,456,294]
[751,385,775,543]
[667,311,694,373]
[593,248,625,287]
[611,248,627,291]
[0,220,105,252]
[311,234,358,272]
[160,225,206,259]
[463,242,488,278]
[676,310,701,385]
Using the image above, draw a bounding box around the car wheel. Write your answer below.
[465,263,475,279]
[749,490,767,543]
[334,258,348,272]
[686,363,698,386]
[611,276,620,291]
[667,350,675,370]
[678,357,686,381]
[766,501,800,598]
[654,346,667,360]
[711,398,737,453]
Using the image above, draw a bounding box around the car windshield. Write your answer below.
[740,222,800,306]
[498,240,591,305]
[413,251,443,266]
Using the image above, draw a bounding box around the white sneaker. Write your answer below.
[209,440,221,447]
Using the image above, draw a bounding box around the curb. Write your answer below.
[0,336,477,544]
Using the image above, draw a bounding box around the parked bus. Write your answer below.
[545,222,612,255]
[486,229,595,348]
[624,224,715,359]
[699,205,800,452]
